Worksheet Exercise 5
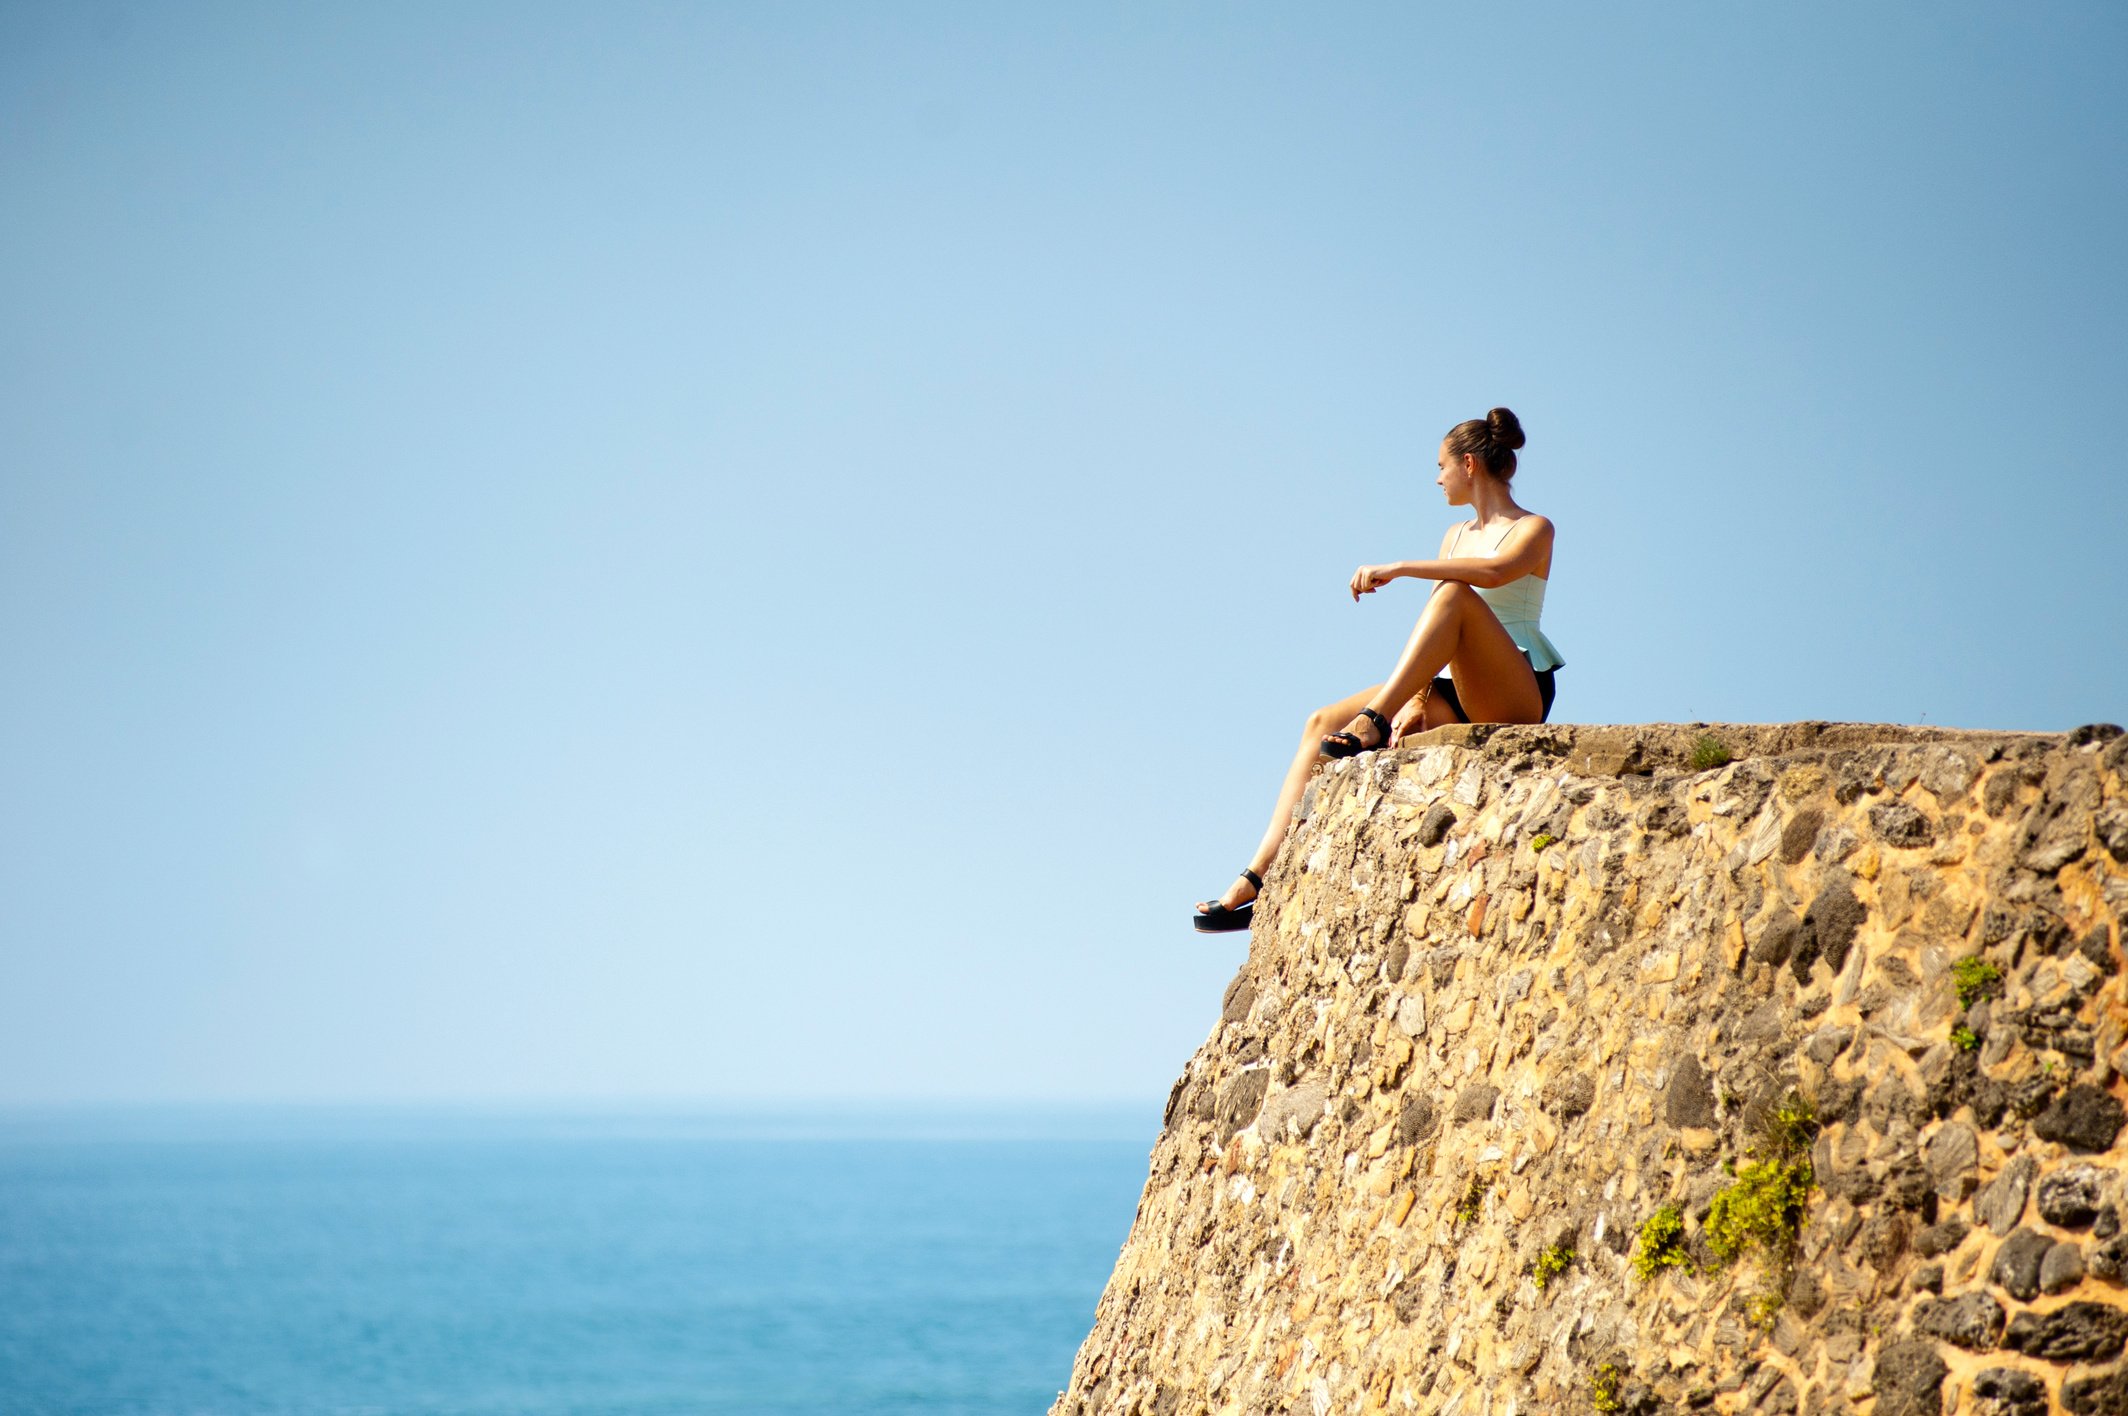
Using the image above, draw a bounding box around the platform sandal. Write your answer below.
[1320,706,1392,759]
[1192,868,1263,933]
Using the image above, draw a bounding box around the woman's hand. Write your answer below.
[1388,693,1429,746]
[1349,563,1398,600]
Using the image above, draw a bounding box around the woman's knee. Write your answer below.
[1303,704,1340,736]
[1429,580,1481,609]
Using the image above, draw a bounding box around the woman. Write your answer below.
[1192,407,1564,933]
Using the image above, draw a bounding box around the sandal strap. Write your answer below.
[1241,868,1264,890]
[1358,706,1392,739]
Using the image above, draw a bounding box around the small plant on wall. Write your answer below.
[1630,1204,1691,1280]
[1688,734,1732,771]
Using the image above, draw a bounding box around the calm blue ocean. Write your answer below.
[0,1106,1155,1416]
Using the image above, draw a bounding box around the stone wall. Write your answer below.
[1055,723,2128,1416]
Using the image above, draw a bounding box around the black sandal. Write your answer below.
[1193,868,1263,933]
[1321,706,1392,759]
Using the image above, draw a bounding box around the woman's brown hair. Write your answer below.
[1444,407,1526,481]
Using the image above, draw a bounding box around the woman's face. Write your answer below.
[1435,440,1475,505]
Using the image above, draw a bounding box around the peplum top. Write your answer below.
[1442,519,1566,676]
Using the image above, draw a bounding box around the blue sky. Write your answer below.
[3,2,2123,1106]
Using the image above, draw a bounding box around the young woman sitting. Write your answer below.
[1193,406,1565,933]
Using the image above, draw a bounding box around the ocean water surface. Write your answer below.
[0,1106,1155,1416]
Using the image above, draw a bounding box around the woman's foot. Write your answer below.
[1193,869,1263,933]
[1321,706,1391,758]
[1198,872,1259,913]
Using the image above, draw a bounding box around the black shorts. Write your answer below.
[1429,658,1558,724]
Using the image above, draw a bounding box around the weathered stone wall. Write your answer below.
[1056,723,2128,1416]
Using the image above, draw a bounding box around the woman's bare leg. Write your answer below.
[1199,587,1545,918]
[1198,684,1379,914]
[1332,582,1542,744]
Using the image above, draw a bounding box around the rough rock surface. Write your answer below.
[1053,723,2128,1415]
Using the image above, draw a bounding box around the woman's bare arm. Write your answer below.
[1350,516,1553,599]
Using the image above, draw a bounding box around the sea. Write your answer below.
[0,1105,1156,1416]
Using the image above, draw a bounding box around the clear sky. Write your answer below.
[4,2,2123,1107]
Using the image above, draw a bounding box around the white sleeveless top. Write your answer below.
[1441,519,1566,676]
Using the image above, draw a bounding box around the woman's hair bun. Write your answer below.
[1444,407,1526,480]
